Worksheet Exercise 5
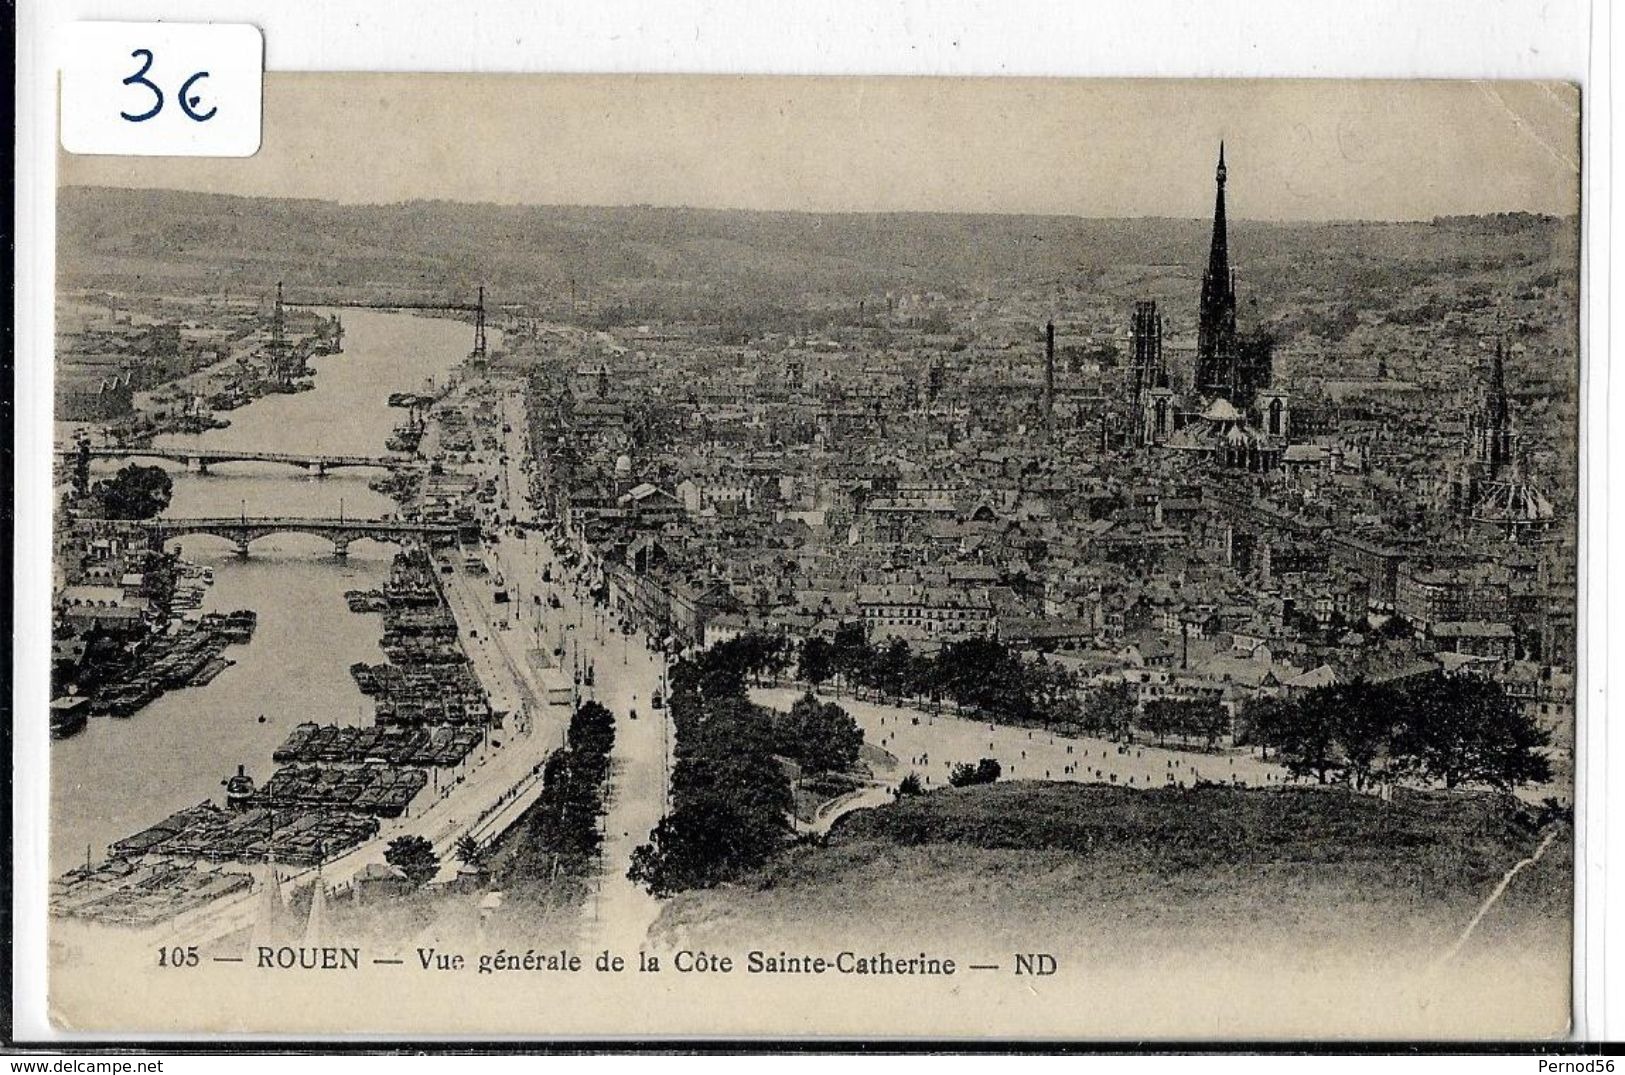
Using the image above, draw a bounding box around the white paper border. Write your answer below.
[12,0,1606,1046]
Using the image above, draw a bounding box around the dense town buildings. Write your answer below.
[517,146,1578,752]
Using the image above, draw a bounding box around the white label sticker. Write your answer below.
[59,22,263,157]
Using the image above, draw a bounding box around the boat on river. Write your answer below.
[188,657,231,688]
[50,697,90,740]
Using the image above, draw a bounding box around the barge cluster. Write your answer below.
[53,533,261,736]
[52,855,255,928]
[250,764,430,818]
[53,796,380,927]
[51,333,523,931]
[84,608,257,721]
[274,722,487,768]
[347,549,492,727]
[54,542,497,927]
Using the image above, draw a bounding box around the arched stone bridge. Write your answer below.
[147,516,461,558]
[59,445,419,476]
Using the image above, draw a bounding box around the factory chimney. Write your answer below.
[1044,320,1056,436]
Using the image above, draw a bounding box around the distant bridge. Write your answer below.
[60,445,420,476]
[147,516,461,558]
[284,285,490,364]
[283,299,484,313]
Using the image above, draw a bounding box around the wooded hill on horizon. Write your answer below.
[59,185,1576,326]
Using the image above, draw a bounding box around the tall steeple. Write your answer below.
[1209,142,1229,283]
[1195,142,1239,398]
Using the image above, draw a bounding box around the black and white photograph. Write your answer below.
[39,73,1580,1039]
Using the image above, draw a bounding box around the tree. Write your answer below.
[871,638,913,700]
[528,747,603,862]
[1269,691,1341,784]
[695,647,748,701]
[1139,700,1175,746]
[92,464,173,520]
[567,699,617,779]
[785,693,863,774]
[897,772,924,796]
[629,747,793,896]
[936,638,1026,717]
[713,632,791,684]
[1027,657,1080,727]
[385,834,441,887]
[907,651,941,704]
[1400,674,1553,791]
[799,636,835,687]
[1235,695,1289,754]
[1190,699,1231,752]
[831,621,870,686]
[1083,681,1137,741]
[1138,699,1225,748]
[948,757,1002,787]
[453,833,485,868]
[1329,680,1403,790]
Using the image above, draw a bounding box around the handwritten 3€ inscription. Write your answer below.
[60,22,261,156]
[119,48,218,124]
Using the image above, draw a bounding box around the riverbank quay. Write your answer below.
[52,515,260,730]
[51,311,552,937]
[50,546,503,929]
[61,293,345,445]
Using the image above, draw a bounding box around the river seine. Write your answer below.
[51,310,483,873]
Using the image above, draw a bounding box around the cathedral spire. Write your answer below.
[1208,143,1230,288]
[1196,142,1238,397]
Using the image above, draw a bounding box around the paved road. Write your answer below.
[475,388,674,954]
[175,382,676,951]
[490,528,672,953]
[148,386,575,945]
[752,686,1292,794]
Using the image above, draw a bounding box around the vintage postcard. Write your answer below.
[45,75,1579,1039]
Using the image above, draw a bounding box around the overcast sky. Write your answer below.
[61,75,1580,220]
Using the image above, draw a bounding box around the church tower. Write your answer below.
[1129,301,1164,447]
[1195,143,1239,400]
[1478,336,1514,475]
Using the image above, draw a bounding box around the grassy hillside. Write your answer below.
[653,782,1570,967]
